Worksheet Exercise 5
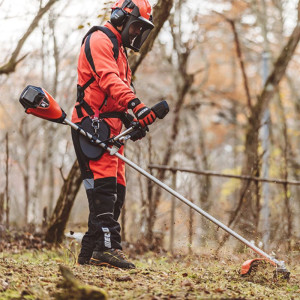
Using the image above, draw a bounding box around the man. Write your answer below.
[71,0,156,269]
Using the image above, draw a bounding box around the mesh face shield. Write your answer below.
[121,7,154,51]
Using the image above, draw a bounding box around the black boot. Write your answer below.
[90,249,135,269]
[77,256,91,265]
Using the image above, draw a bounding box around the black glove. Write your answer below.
[129,126,149,142]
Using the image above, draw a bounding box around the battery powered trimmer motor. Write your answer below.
[20,85,66,123]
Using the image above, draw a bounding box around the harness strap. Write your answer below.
[99,112,134,128]
[82,77,96,90]
[75,78,96,118]
[81,26,119,61]
[76,26,120,118]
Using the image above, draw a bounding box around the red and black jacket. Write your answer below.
[71,22,136,126]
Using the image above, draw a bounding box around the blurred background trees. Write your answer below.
[0,0,299,256]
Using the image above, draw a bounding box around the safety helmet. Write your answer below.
[110,0,154,52]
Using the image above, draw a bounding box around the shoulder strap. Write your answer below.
[82,26,119,70]
[76,26,119,118]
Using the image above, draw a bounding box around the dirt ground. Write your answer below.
[0,232,299,299]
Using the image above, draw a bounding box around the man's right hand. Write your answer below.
[128,98,156,128]
[129,126,148,142]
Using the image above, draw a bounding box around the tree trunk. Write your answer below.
[145,137,154,244]
[232,108,261,236]
[21,119,31,225]
[169,168,177,254]
[5,133,10,229]
[145,0,204,244]
[0,193,4,224]
[45,161,82,243]
[146,54,194,243]
[229,10,300,237]
[188,198,194,255]
[276,91,293,251]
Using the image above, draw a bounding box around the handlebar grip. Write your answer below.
[151,100,169,119]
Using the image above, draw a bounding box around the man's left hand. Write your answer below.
[128,98,157,128]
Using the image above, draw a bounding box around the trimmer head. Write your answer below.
[241,258,290,279]
[273,261,291,280]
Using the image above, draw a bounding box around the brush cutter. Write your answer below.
[19,85,290,279]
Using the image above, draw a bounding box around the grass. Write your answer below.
[0,245,299,299]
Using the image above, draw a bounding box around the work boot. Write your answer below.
[90,249,135,269]
[77,256,91,265]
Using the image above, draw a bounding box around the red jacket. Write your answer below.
[71,22,136,126]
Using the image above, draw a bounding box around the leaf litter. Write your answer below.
[0,239,299,299]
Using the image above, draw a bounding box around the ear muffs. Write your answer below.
[110,8,128,27]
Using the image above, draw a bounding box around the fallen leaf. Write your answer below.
[142,271,150,275]
[161,272,168,277]
[213,288,225,293]
[116,275,133,282]
[181,279,193,287]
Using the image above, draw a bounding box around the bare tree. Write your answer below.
[275,90,293,251]
[145,0,203,244]
[0,0,60,75]
[129,0,174,74]
[19,119,31,225]
[227,0,300,239]
[5,133,10,228]
[46,11,60,214]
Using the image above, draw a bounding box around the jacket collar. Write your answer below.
[105,21,123,45]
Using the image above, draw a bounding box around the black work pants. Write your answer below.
[71,127,126,259]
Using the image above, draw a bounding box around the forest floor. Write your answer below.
[0,232,299,299]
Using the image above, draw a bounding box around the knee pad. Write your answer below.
[87,177,117,217]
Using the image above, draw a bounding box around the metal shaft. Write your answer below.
[114,151,279,265]
[64,118,279,267]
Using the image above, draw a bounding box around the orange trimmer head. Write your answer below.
[241,258,290,279]
[241,258,275,275]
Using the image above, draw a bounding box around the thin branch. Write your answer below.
[58,140,69,182]
[256,13,300,120]
[190,67,204,77]
[59,167,67,182]
[148,165,300,185]
[215,12,252,109]
[0,0,60,75]
[129,0,174,74]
